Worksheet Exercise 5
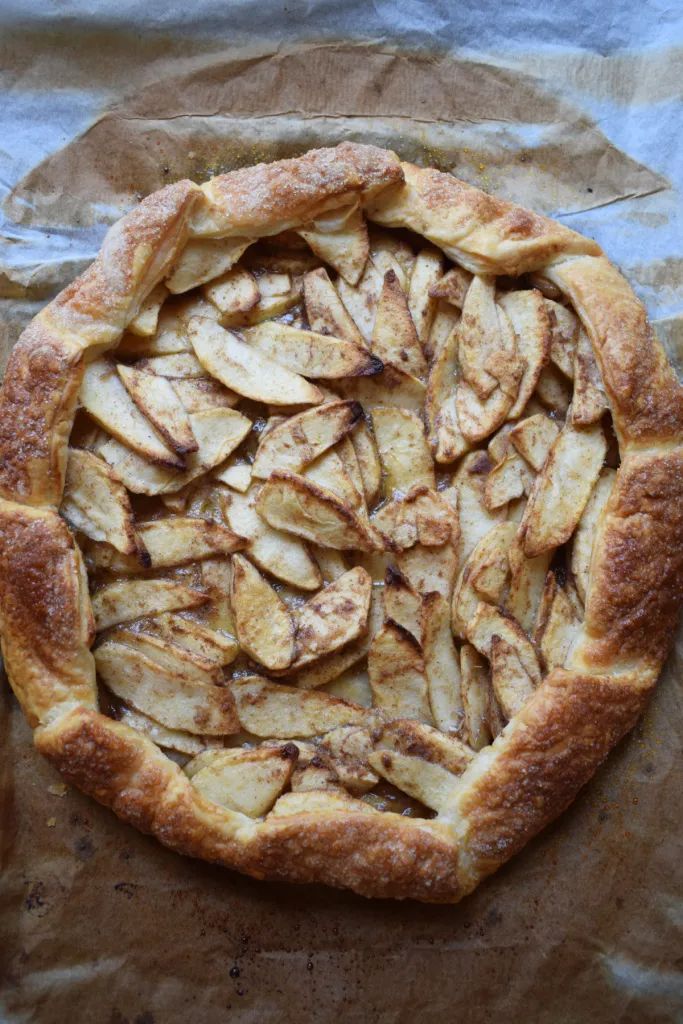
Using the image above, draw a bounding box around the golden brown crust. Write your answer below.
[1,144,681,903]
[453,669,651,884]
[191,143,403,238]
[580,449,683,670]
[365,162,602,276]
[0,322,84,506]
[0,181,200,507]
[0,500,96,727]
[36,707,465,902]
[40,179,201,350]
[548,256,683,448]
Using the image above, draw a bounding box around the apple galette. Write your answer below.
[0,143,681,902]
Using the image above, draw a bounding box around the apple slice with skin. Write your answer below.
[188,316,323,406]
[117,364,198,456]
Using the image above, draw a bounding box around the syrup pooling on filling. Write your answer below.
[62,213,618,822]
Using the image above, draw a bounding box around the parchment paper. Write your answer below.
[1,6,682,1022]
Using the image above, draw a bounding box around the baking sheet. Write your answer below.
[1,5,682,1021]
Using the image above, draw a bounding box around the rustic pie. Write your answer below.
[0,143,681,902]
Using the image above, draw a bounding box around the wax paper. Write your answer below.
[1,4,682,1021]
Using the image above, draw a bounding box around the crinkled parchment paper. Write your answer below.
[1,5,682,1022]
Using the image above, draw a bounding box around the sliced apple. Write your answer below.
[111,628,222,685]
[310,547,348,583]
[371,269,427,377]
[535,364,572,414]
[214,461,252,492]
[336,436,367,510]
[429,265,472,308]
[99,407,251,496]
[200,557,236,635]
[368,229,415,289]
[316,724,378,794]
[505,536,552,633]
[127,283,168,337]
[350,417,382,506]
[421,591,465,735]
[269,790,377,817]
[117,364,198,456]
[395,500,460,601]
[519,418,607,558]
[571,467,616,603]
[367,748,458,812]
[118,297,220,358]
[80,359,183,468]
[97,437,182,495]
[490,635,536,720]
[509,413,560,472]
[290,759,343,794]
[407,247,444,351]
[237,276,301,327]
[166,236,253,293]
[144,612,238,666]
[466,602,542,686]
[460,644,491,751]
[292,567,372,667]
[535,571,583,671]
[304,447,364,512]
[136,352,207,378]
[222,486,322,590]
[487,686,506,740]
[374,718,473,773]
[61,447,145,557]
[244,320,380,380]
[572,327,608,426]
[371,486,453,551]
[383,567,422,640]
[170,377,240,412]
[456,356,524,444]
[323,667,374,707]
[95,640,239,735]
[483,452,532,510]
[299,202,369,285]
[303,266,365,346]
[256,471,382,551]
[293,642,367,692]
[188,317,322,406]
[368,621,432,723]
[487,422,516,466]
[186,745,298,816]
[91,578,207,631]
[336,260,384,342]
[425,320,469,464]
[452,522,516,637]
[371,407,435,495]
[230,554,296,671]
[452,452,509,566]
[138,516,245,567]
[203,266,259,318]
[88,515,244,573]
[119,705,220,756]
[252,400,363,479]
[498,289,551,419]
[293,591,383,689]
[458,275,503,399]
[546,298,578,378]
[335,364,426,413]
[230,675,367,737]
[429,302,460,353]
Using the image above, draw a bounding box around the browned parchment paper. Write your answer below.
[1,39,682,1024]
